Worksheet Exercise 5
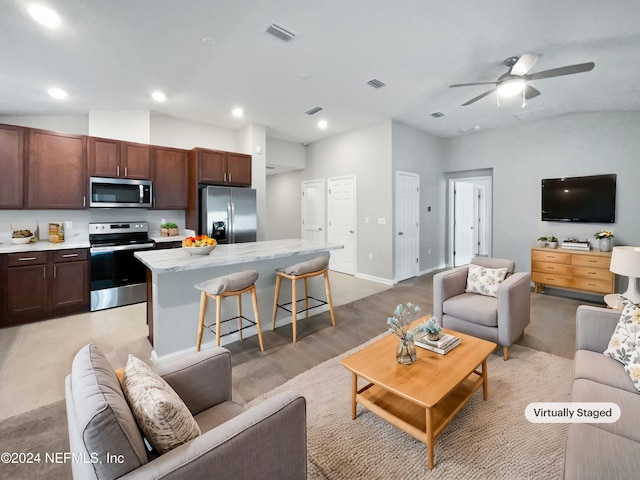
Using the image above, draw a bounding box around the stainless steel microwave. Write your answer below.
[89,177,152,208]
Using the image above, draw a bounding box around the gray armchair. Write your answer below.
[433,257,531,360]
[65,344,307,480]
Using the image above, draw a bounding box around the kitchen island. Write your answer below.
[136,239,343,361]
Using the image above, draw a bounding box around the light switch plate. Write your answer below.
[377,218,386,225]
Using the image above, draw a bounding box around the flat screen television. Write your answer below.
[541,174,616,223]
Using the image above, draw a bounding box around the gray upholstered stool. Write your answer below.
[195,270,264,352]
[271,256,336,343]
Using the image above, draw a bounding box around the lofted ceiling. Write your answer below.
[1,0,639,144]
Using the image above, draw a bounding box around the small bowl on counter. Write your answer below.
[11,236,34,245]
[183,245,216,256]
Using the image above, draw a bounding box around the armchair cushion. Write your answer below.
[465,264,508,297]
[122,355,201,454]
[443,293,498,327]
[603,302,640,392]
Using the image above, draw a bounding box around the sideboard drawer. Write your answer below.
[571,265,614,282]
[571,255,611,269]
[531,272,573,289]
[531,261,572,276]
[572,277,614,294]
[531,250,572,264]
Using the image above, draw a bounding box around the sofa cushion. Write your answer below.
[282,256,329,275]
[465,264,508,297]
[443,292,498,327]
[574,350,638,394]
[122,355,201,454]
[195,270,258,295]
[572,378,640,443]
[563,424,640,480]
[603,302,640,391]
[193,400,245,433]
[70,344,148,479]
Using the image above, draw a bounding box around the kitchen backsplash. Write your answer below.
[0,209,186,243]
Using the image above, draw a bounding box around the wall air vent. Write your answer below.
[263,22,298,42]
[366,78,386,89]
[430,111,445,118]
[305,106,323,115]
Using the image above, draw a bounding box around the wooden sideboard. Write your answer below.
[531,247,614,295]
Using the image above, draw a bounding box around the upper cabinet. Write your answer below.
[27,129,87,209]
[192,148,251,186]
[0,124,25,209]
[88,137,150,179]
[151,146,189,209]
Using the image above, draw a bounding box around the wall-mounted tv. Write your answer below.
[541,174,616,223]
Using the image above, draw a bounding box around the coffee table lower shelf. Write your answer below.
[352,368,485,469]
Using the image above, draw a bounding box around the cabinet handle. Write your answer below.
[117,166,120,176]
[228,173,232,182]
[62,253,79,258]
[83,196,86,207]
[588,260,597,263]
[43,266,46,279]
[224,172,227,182]
[54,266,57,278]
[588,271,596,275]
[19,257,37,261]
[125,166,128,177]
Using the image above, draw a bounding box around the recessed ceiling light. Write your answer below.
[47,88,67,99]
[28,4,61,28]
[151,91,166,102]
[232,107,244,118]
[317,120,328,130]
[201,36,216,45]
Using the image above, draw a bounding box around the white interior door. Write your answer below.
[327,176,356,275]
[301,179,325,241]
[453,181,474,266]
[395,171,419,281]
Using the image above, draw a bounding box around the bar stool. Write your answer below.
[271,256,336,343]
[195,269,264,352]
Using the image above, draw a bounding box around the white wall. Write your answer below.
[266,137,305,174]
[150,114,238,151]
[443,111,640,278]
[0,115,89,134]
[89,111,150,143]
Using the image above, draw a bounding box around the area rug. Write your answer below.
[248,338,573,480]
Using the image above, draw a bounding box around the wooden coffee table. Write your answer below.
[341,322,496,469]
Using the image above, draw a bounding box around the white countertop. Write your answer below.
[0,236,90,254]
[136,238,344,273]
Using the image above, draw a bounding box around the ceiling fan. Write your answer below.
[450,54,595,106]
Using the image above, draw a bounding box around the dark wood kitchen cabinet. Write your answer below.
[2,249,89,327]
[191,148,251,186]
[151,146,189,209]
[26,129,88,209]
[88,137,150,180]
[0,123,25,208]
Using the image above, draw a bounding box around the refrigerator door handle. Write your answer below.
[228,202,234,243]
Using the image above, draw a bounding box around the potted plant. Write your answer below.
[537,236,547,248]
[422,316,443,341]
[161,222,179,237]
[547,236,558,249]
[594,230,614,252]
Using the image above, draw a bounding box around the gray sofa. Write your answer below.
[563,305,640,479]
[65,344,307,480]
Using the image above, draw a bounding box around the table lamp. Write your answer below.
[609,246,640,304]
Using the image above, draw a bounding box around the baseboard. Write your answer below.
[354,272,395,286]
[418,264,447,276]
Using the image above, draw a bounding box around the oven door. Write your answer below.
[90,243,154,311]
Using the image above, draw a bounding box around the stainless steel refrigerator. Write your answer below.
[200,186,257,243]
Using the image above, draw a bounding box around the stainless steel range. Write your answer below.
[89,221,155,311]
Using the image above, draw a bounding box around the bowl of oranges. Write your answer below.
[182,235,217,255]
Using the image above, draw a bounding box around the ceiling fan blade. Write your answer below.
[450,82,498,88]
[525,62,595,81]
[461,88,496,106]
[524,85,541,100]
[510,53,541,76]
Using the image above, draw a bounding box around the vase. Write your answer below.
[599,237,612,252]
[427,332,441,342]
[396,338,416,365]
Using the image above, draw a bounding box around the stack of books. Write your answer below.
[560,239,591,251]
[415,332,461,354]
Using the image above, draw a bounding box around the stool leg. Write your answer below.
[324,270,336,327]
[272,274,281,331]
[304,278,309,318]
[251,285,264,352]
[238,293,243,341]
[292,277,298,343]
[196,291,207,352]
[215,295,222,347]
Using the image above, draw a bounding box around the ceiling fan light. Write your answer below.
[497,79,526,97]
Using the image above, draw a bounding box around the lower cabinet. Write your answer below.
[2,248,90,327]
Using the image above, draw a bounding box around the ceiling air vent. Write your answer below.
[366,78,386,89]
[263,22,298,42]
[430,111,445,118]
[305,106,323,115]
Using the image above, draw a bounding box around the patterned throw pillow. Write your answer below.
[465,264,508,297]
[604,302,640,392]
[121,355,201,454]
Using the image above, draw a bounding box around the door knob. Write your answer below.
[349,230,354,234]
[398,232,404,236]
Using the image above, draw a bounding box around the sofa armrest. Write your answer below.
[121,390,307,480]
[155,347,232,416]
[496,272,531,346]
[576,305,620,353]
[433,266,469,319]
